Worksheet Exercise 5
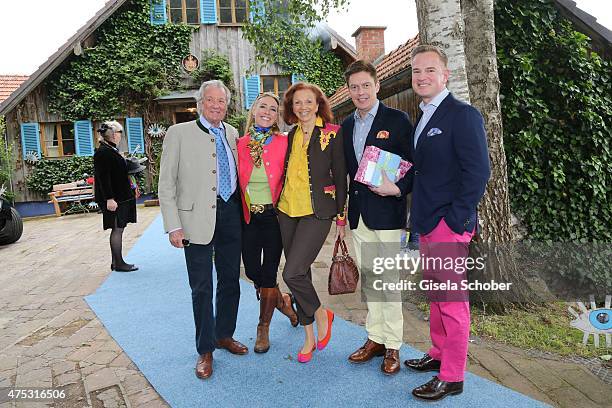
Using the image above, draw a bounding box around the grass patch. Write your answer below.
[416,301,608,358]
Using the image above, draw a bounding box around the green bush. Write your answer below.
[191,50,235,93]
[47,0,193,120]
[26,157,94,194]
[495,0,611,241]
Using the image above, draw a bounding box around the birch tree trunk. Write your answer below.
[415,0,471,103]
[461,0,513,242]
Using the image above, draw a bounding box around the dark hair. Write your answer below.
[344,60,378,85]
[282,82,334,125]
[410,45,448,67]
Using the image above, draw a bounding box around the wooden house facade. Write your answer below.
[0,0,356,206]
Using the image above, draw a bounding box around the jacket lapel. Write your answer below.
[365,102,387,146]
[344,115,358,169]
[415,93,453,153]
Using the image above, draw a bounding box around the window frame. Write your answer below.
[167,0,201,25]
[217,0,249,25]
[41,122,77,158]
[260,75,291,98]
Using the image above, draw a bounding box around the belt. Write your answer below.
[249,203,275,214]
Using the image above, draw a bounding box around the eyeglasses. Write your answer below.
[115,130,123,134]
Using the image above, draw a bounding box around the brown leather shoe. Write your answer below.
[195,352,212,379]
[275,286,299,327]
[216,338,248,355]
[381,349,400,375]
[348,339,385,364]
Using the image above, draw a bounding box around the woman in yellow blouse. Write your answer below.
[277,82,347,363]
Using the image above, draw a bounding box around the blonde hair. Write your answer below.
[98,120,123,142]
[410,44,449,67]
[245,92,281,134]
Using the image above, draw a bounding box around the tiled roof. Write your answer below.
[0,75,29,104]
[329,34,419,108]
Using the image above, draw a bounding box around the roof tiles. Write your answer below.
[329,35,419,108]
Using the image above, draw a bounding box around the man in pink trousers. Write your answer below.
[404,45,491,401]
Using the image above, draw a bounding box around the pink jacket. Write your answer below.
[237,133,288,223]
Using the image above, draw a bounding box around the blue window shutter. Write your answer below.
[292,73,305,84]
[150,0,168,25]
[74,120,94,156]
[243,75,261,109]
[249,0,265,22]
[200,0,217,24]
[20,123,41,159]
[126,117,145,155]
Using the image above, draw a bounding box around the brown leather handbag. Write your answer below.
[328,236,359,295]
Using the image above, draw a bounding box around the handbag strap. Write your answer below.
[333,236,341,257]
[333,236,350,257]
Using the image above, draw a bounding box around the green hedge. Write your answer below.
[495,0,611,241]
[26,157,94,194]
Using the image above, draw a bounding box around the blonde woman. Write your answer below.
[237,92,298,353]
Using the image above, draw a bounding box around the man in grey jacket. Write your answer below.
[158,80,247,380]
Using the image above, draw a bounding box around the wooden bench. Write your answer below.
[48,181,95,217]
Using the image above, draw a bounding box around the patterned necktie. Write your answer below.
[211,127,232,202]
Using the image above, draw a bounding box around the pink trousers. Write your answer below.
[419,218,473,382]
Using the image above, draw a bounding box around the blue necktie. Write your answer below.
[211,127,232,201]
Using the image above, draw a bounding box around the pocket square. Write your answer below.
[376,130,390,139]
[427,128,443,137]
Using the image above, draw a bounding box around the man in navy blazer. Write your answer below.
[404,45,490,401]
[341,60,413,375]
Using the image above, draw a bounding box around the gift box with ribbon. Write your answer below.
[355,146,412,187]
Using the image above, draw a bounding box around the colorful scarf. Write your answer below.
[247,126,273,167]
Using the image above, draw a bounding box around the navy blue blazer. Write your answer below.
[410,93,491,236]
[342,102,413,230]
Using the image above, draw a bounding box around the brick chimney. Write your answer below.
[352,26,386,62]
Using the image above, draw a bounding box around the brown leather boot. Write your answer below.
[254,287,276,353]
[275,285,299,327]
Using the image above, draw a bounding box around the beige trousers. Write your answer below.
[351,216,404,350]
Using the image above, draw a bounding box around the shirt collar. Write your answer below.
[419,88,449,111]
[199,115,223,131]
[354,100,380,121]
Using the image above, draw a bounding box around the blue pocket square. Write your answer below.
[427,128,443,137]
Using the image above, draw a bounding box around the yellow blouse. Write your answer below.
[278,120,322,217]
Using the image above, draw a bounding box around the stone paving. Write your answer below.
[0,208,609,408]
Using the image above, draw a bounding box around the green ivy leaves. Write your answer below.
[26,157,95,194]
[47,0,193,121]
[496,0,611,242]
[241,0,345,96]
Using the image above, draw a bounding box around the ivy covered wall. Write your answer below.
[496,0,611,241]
[47,0,194,121]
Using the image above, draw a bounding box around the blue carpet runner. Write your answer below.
[86,215,549,407]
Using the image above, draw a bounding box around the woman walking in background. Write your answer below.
[237,92,299,353]
[277,83,347,363]
[94,120,138,272]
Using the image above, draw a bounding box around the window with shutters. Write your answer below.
[41,123,76,158]
[218,0,248,24]
[261,75,291,101]
[92,120,129,153]
[168,0,200,24]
